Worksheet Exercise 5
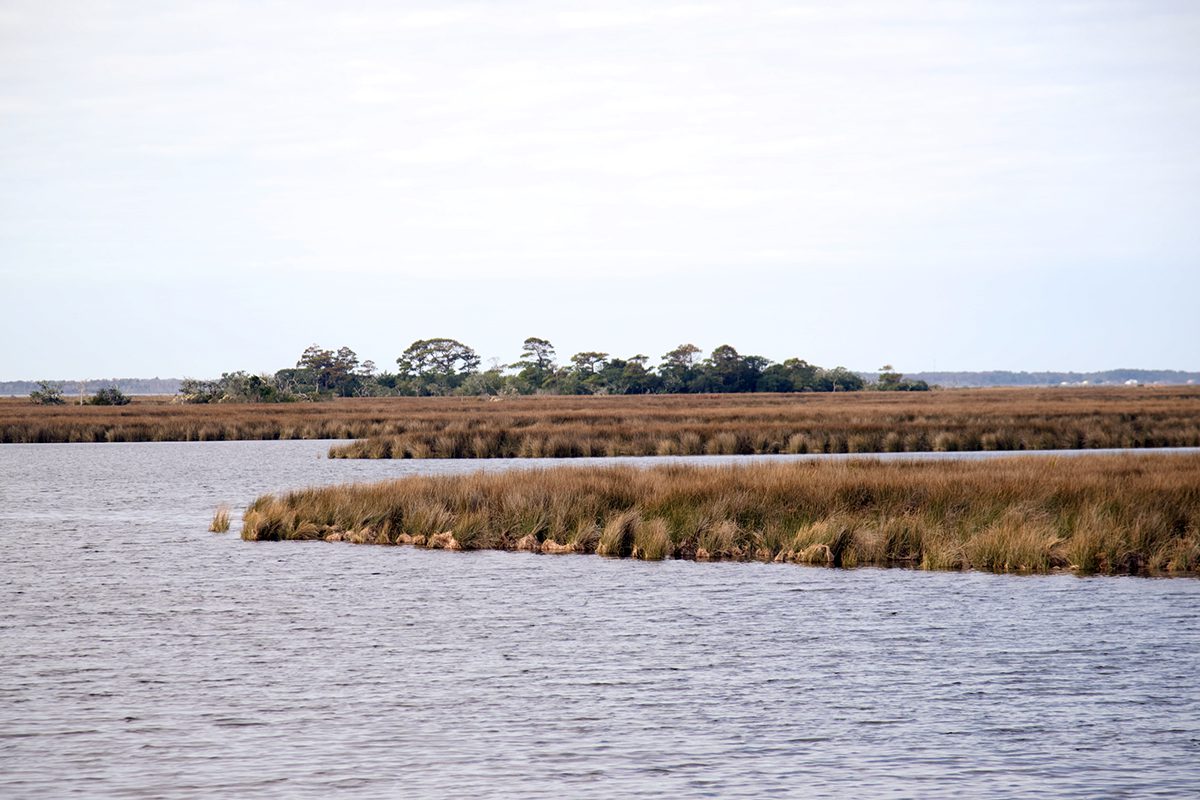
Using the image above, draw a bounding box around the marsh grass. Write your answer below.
[326,388,1200,458]
[240,453,1200,576]
[209,506,231,533]
[6,388,1200,456]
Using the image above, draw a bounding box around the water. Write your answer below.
[2,441,1199,798]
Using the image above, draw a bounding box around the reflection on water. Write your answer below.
[2,441,1199,798]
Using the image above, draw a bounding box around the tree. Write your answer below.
[757,364,795,393]
[662,343,701,368]
[296,344,336,392]
[706,344,742,391]
[295,344,367,396]
[595,357,628,394]
[701,345,765,392]
[543,367,587,395]
[563,351,607,393]
[512,337,557,390]
[373,370,400,391]
[743,355,771,381]
[459,368,507,396]
[570,351,608,375]
[334,346,360,374]
[396,338,480,394]
[873,364,929,391]
[614,355,659,394]
[876,364,903,391]
[330,347,363,396]
[29,381,65,405]
[658,343,701,393]
[782,358,819,391]
[815,367,865,392]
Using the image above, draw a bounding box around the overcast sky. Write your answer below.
[2,0,1197,379]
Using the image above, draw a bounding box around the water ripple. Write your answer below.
[1,440,1199,798]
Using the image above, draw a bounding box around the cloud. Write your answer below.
[1,1,1198,374]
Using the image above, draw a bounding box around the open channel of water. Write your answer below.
[2,441,1198,798]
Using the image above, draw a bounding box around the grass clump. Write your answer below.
[209,506,231,533]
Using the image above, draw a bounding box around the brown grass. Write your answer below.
[240,452,1200,576]
[330,387,1200,457]
[3,388,1199,456]
[209,506,231,533]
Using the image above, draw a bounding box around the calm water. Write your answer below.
[2,441,1199,798]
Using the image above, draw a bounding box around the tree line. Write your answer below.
[173,338,926,403]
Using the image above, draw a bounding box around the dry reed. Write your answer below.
[5,389,1199,456]
[209,506,231,533]
[240,453,1200,576]
[327,388,1200,458]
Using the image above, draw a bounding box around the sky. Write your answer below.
[2,0,1198,380]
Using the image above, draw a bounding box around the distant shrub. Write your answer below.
[178,373,302,404]
[88,387,131,406]
[178,378,222,404]
[29,381,66,405]
[874,365,930,392]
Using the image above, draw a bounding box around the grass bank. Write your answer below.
[241,453,1200,576]
[5,388,1199,455]
[328,387,1200,458]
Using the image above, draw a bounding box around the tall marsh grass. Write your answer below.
[327,388,1200,458]
[209,506,231,533]
[5,389,1200,456]
[240,453,1200,576]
